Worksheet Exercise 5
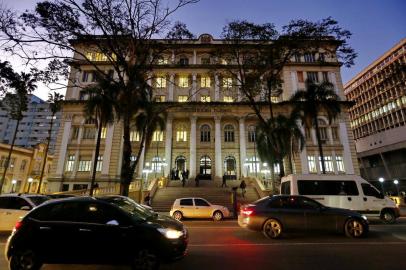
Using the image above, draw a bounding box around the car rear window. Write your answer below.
[27,196,50,206]
[180,199,193,206]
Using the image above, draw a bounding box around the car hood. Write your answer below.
[323,207,362,217]
[147,213,184,231]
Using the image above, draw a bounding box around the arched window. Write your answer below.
[224,124,235,142]
[248,125,256,142]
[176,125,188,142]
[200,155,211,177]
[224,156,236,176]
[200,125,211,142]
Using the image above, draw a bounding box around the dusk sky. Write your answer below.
[2,0,405,99]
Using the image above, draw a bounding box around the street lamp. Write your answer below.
[11,179,17,193]
[393,179,400,196]
[379,177,385,194]
[27,177,33,193]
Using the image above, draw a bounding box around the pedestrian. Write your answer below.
[180,172,186,187]
[240,180,246,198]
[195,174,200,187]
[221,173,227,187]
[185,169,189,180]
[143,193,151,206]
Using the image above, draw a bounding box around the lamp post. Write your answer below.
[27,177,33,193]
[162,160,167,177]
[11,179,17,193]
[393,179,400,196]
[379,177,385,194]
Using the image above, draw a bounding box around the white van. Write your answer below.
[280,174,400,223]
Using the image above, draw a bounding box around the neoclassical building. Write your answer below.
[48,34,359,192]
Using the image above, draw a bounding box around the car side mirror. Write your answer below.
[20,206,31,210]
[106,220,119,226]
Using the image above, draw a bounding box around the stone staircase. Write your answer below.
[151,182,260,213]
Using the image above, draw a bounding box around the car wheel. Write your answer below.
[345,219,365,238]
[132,249,159,270]
[213,211,223,221]
[173,211,183,221]
[263,219,283,239]
[9,249,42,270]
[381,209,396,224]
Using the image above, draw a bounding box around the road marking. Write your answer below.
[189,241,406,247]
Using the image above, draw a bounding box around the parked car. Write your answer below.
[98,195,153,211]
[170,197,230,221]
[238,195,369,239]
[0,194,50,231]
[281,174,400,223]
[46,194,76,199]
[5,196,188,270]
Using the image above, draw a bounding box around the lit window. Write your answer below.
[308,156,317,173]
[152,156,163,172]
[85,52,110,61]
[336,156,345,173]
[271,97,279,103]
[65,155,76,172]
[96,156,103,172]
[223,96,233,102]
[201,76,211,88]
[176,126,187,142]
[319,156,334,173]
[201,95,211,102]
[78,159,92,172]
[155,95,166,102]
[156,76,166,88]
[130,130,140,142]
[152,131,163,142]
[157,57,168,64]
[100,127,107,139]
[223,77,233,88]
[179,76,189,88]
[178,95,188,102]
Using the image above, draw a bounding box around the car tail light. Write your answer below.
[240,209,254,216]
[14,221,23,231]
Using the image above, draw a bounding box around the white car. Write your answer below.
[0,194,50,231]
[170,197,230,221]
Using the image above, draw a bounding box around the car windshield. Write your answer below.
[104,197,155,220]
[28,196,50,206]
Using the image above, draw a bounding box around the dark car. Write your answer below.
[5,196,188,270]
[46,194,76,199]
[238,195,369,239]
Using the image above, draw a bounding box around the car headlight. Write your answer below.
[157,228,184,239]
[361,215,368,221]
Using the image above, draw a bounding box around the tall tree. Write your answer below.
[83,74,116,196]
[36,92,64,194]
[0,61,37,194]
[290,80,341,174]
[0,0,198,196]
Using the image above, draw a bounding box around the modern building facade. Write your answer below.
[0,95,61,152]
[0,143,53,194]
[48,34,360,192]
[344,38,406,191]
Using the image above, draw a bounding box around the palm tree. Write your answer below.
[271,111,305,175]
[83,80,116,196]
[290,79,341,174]
[0,72,36,194]
[36,92,64,194]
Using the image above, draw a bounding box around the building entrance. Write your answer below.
[199,155,212,180]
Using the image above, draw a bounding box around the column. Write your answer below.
[327,127,334,145]
[339,121,355,174]
[189,116,197,178]
[239,117,247,177]
[171,50,175,63]
[332,150,338,175]
[137,142,146,178]
[101,123,114,175]
[164,116,173,177]
[192,73,197,101]
[193,50,197,64]
[56,117,72,175]
[168,73,174,101]
[215,116,222,178]
[298,121,309,174]
[214,74,220,101]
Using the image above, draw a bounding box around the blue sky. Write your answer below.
[2,0,405,99]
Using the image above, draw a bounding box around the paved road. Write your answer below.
[1,218,406,270]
